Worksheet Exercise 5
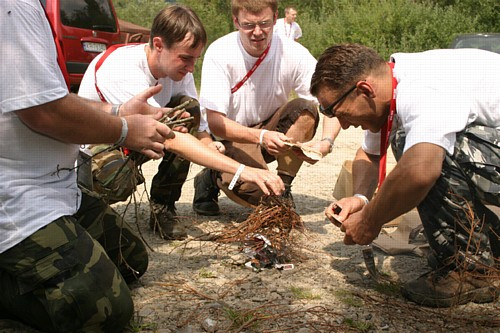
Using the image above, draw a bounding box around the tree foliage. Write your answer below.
[114,0,499,85]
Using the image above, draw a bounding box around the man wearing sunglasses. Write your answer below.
[311,43,499,308]
[193,0,341,214]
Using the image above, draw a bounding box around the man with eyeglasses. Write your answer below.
[193,0,341,214]
[311,43,499,308]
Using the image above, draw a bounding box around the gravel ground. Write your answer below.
[1,126,499,333]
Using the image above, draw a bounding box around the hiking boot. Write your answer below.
[401,268,499,308]
[281,184,295,209]
[193,168,220,216]
[149,202,187,240]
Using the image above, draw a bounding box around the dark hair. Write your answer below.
[310,44,386,96]
[150,4,207,49]
[231,0,278,16]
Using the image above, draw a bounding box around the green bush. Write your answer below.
[115,0,498,87]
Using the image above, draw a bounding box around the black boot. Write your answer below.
[279,174,295,208]
[149,202,187,240]
[193,168,220,216]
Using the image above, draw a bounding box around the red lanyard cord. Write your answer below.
[378,62,397,189]
[231,42,271,94]
[94,44,141,102]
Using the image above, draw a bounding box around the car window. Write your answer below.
[60,0,117,32]
[452,36,500,54]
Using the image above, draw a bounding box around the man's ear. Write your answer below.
[357,80,376,98]
[152,36,163,51]
[232,15,239,30]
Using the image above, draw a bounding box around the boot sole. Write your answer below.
[401,285,499,308]
[193,207,221,216]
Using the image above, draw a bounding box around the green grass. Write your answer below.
[290,286,321,300]
[343,318,374,332]
[223,307,258,329]
[333,289,363,307]
[374,281,401,297]
[198,268,217,278]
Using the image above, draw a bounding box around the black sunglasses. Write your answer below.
[319,84,358,118]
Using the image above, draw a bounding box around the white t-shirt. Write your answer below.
[274,18,302,40]
[200,32,317,127]
[79,44,207,131]
[0,0,80,253]
[362,49,500,156]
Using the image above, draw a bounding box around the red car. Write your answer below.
[41,0,121,92]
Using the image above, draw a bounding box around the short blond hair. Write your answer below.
[231,0,278,16]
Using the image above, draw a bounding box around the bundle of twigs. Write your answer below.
[129,99,194,165]
[215,196,305,254]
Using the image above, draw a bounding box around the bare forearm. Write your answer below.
[207,110,261,144]
[352,147,379,199]
[165,132,241,174]
[321,116,341,141]
[17,93,121,144]
[362,144,444,229]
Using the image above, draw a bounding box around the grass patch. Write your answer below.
[198,268,217,278]
[333,289,363,307]
[343,318,374,332]
[374,281,401,297]
[290,286,321,300]
[223,307,258,329]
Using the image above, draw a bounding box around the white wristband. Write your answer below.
[228,164,246,190]
[115,117,128,146]
[354,193,369,206]
[259,129,268,146]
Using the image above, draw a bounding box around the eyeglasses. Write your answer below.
[236,18,274,31]
[319,84,358,118]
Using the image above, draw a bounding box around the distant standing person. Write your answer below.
[274,6,302,41]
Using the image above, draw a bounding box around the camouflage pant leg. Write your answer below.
[150,96,201,205]
[74,188,149,282]
[392,125,500,270]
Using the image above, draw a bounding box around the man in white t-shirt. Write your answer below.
[80,5,225,240]
[0,2,283,331]
[274,6,302,41]
[193,0,341,215]
[311,44,499,308]
[0,0,176,331]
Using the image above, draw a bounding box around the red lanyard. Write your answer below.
[40,1,70,91]
[94,44,131,102]
[231,42,271,94]
[378,62,397,188]
[284,21,291,38]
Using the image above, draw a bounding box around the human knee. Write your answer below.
[46,270,134,333]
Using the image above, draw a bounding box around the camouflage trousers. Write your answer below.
[392,124,499,271]
[150,96,201,205]
[0,189,148,332]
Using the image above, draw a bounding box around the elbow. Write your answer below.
[409,164,441,192]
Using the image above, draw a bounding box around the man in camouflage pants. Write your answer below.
[311,44,499,307]
[0,0,173,331]
[0,190,148,332]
